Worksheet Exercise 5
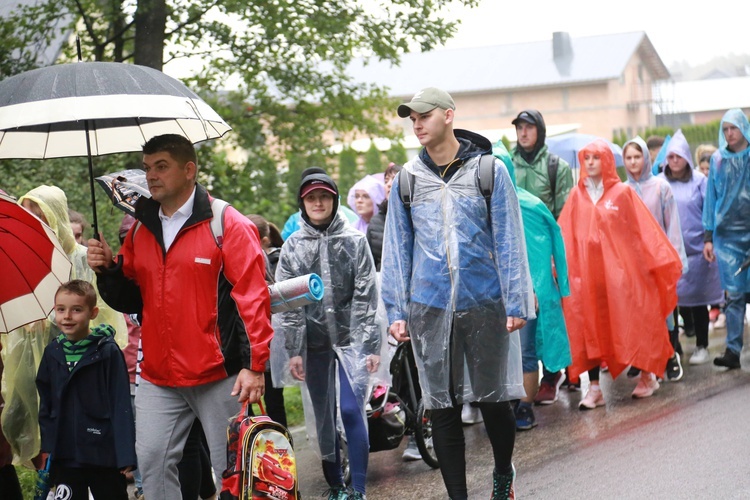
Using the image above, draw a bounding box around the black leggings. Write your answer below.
[431,401,515,500]
[178,419,216,500]
[680,306,710,348]
[671,309,683,355]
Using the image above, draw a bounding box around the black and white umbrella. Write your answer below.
[0,61,231,235]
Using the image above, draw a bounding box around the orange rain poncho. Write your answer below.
[558,140,683,381]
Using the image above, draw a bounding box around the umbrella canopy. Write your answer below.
[0,62,231,158]
[0,61,231,236]
[95,168,149,215]
[0,192,72,333]
[547,133,624,169]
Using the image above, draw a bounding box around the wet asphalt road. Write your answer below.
[292,325,750,499]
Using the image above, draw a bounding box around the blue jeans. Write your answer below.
[724,291,746,355]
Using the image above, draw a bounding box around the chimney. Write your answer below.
[553,32,573,76]
[553,32,573,60]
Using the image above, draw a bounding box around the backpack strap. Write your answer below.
[131,198,229,248]
[210,198,229,248]
[398,167,416,209]
[477,154,495,200]
[547,153,559,216]
[476,153,495,224]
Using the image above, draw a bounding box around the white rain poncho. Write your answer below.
[271,212,386,461]
[1,185,126,464]
[381,129,531,410]
[624,136,688,273]
[703,108,750,292]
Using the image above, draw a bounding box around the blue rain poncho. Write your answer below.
[703,109,750,293]
[656,131,722,306]
[493,142,571,372]
[381,129,531,409]
[624,136,688,273]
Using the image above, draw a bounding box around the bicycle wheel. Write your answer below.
[339,429,352,485]
[414,399,439,469]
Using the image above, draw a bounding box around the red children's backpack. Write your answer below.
[220,401,300,500]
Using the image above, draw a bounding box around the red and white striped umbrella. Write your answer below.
[0,192,72,333]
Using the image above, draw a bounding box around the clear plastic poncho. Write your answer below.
[271,213,387,460]
[381,131,531,410]
[703,108,750,293]
[1,185,126,464]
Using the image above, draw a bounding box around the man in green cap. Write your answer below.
[384,87,532,499]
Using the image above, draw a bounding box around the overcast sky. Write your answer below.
[439,0,749,66]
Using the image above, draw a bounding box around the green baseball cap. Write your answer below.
[397,87,456,118]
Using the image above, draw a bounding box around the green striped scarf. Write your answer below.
[57,324,115,371]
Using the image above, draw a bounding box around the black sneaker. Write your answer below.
[514,402,537,431]
[626,366,641,379]
[714,349,741,369]
[665,353,684,382]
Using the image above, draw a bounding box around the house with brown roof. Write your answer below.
[347,31,671,150]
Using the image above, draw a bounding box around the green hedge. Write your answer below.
[612,120,725,149]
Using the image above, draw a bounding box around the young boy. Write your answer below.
[36,280,136,500]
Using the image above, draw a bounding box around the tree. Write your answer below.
[0,0,479,235]
[387,142,409,166]
[364,142,383,175]
[337,147,359,202]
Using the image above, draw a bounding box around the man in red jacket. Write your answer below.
[87,134,273,499]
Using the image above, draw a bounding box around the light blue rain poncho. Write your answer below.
[656,131,722,306]
[280,204,359,240]
[382,129,532,409]
[624,136,688,273]
[703,109,750,293]
[493,142,571,372]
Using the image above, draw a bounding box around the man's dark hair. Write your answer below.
[385,162,402,180]
[246,214,269,239]
[143,134,197,166]
[56,279,97,310]
[646,135,665,150]
[68,209,88,227]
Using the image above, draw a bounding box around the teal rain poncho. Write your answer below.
[703,109,750,292]
[493,142,571,372]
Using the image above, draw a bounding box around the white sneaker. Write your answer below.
[402,436,421,461]
[461,404,483,425]
[690,347,710,365]
[714,313,726,329]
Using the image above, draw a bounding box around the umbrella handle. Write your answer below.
[83,119,100,239]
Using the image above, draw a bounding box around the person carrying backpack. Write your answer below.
[511,109,575,404]
[382,87,533,500]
